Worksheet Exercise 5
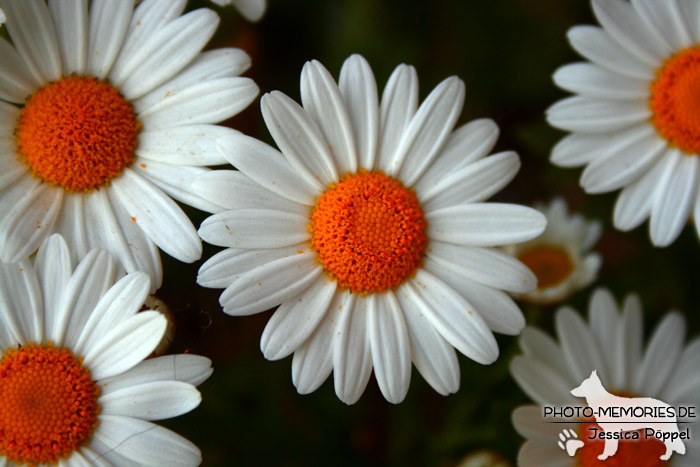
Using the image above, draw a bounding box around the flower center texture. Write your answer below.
[576,421,667,467]
[650,46,700,155]
[0,344,99,465]
[15,76,140,192]
[309,171,427,294]
[517,245,573,289]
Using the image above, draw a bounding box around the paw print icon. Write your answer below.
[558,429,584,456]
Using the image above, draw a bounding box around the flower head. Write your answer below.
[548,0,700,247]
[0,233,212,466]
[504,197,602,305]
[0,0,258,291]
[195,55,546,404]
[511,288,700,466]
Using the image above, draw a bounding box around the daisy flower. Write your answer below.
[547,0,700,247]
[194,54,547,404]
[0,0,258,291]
[0,233,213,466]
[503,197,602,305]
[210,0,267,22]
[510,288,700,466]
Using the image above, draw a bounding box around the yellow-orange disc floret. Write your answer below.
[309,171,427,294]
[0,344,99,465]
[517,245,574,290]
[650,46,700,155]
[15,77,140,192]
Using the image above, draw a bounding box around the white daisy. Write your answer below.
[210,0,267,22]
[0,0,259,291]
[0,233,213,466]
[510,288,700,466]
[547,0,700,247]
[194,54,547,404]
[504,197,602,305]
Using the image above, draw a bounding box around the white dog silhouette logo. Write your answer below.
[568,370,686,461]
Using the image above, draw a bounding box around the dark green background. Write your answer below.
[158,1,700,465]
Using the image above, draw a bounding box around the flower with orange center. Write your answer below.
[511,288,700,466]
[0,0,259,291]
[548,0,700,247]
[0,234,213,466]
[196,55,546,404]
[504,198,601,305]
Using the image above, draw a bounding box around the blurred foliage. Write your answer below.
[156,0,700,465]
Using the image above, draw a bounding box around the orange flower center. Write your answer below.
[517,245,573,290]
[576,421,667,467]
[309,171,427,294]
[0,344,99,465]
[650,46,700,155]
[15,76,140,192]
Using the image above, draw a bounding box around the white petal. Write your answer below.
[588,288,619,378]
[519,327,574,383]
[73,272,150,357]
[579,125,666,193]
[137,125,233,166]
[0,98,22,131]
[301,60,357,175]
[261,91,338,190]
[427,242,536,293]
[111,168,201,263]
[612,294,643,391]
[661,338,700,403]
[368,292,411,403]
[0,0,62,83]
[108,0,187,90]
[197,243,306,289]
[632,0,693,52]
[93,415,200,467]
[613,154,673,231]
[650,150,699,247]
[397,285,459,395]
[681,0,700,43]
[132,160,222,213]
[510,355,577,406]
[133,47,251,114]
[546,96,650,133]
[216,132,318,205]
[0,182,63,263]
[633,312,685,397]
[53,193,90,264]
[0,259,43,344]
[140,77,258,130]
[99,354,213,393]
[333,293,372,405]
[392,77,465,186]
[198,208,309,249]
[591,0,668,66]
[550,132,618,168]
[555,307,608,385]
[339,54,378,171]
[192,170,307,216]
[426,203,546,246]
[291,291,344,394]
[54,249,117,349]
[377,64,419,173]
[86,0,134,79]
[0,37,39,102]
[518,440,572,467]
[35,234,72,344]
[419,151,520,210]
[567,25,654,80]
[230,0,266,22]
[553,62,649,100]
[513,405,575,441]
[49,0,88,75]
[84,311,166,380]
[404,270,498,364]
[100,381,200,420]
[219,252,322,316]
[114,9,220,99]
[260,277,336,360]
[0,154,29,198]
